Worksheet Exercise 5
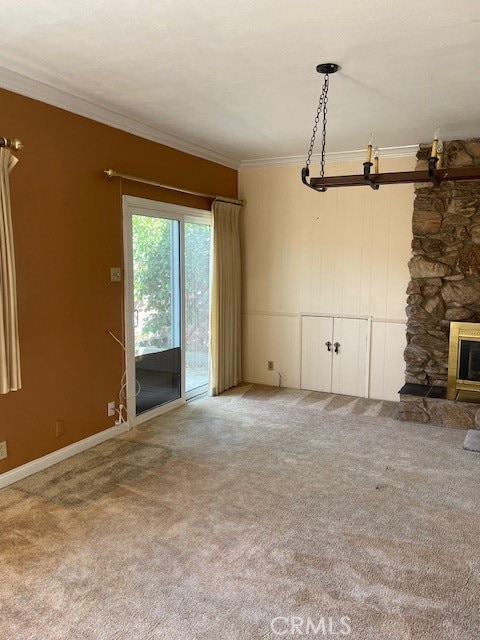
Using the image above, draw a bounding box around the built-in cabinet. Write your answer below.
[301,315,369,397]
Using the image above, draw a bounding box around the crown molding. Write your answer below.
[0,65,419,172]
[0,65,241,170]
[239,145,419,169]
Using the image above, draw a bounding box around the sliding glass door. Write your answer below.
[124,197,211,422]
[132,215,181,414]
[185,221,211,398]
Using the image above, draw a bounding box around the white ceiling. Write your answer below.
[0,0,479,166]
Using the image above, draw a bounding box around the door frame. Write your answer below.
[123,195,211,426]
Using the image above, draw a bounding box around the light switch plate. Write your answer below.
[110,267,122,282]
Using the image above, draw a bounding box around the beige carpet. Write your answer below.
[1,383,479,639]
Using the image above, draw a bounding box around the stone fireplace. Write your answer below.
[398,139,480,428]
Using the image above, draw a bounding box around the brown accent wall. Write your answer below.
[0,87,237,473]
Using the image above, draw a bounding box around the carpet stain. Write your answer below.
[14,440,173,508]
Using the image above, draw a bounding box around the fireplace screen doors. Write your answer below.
[447,322,480,400]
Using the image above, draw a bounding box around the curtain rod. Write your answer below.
[104,169,244,206]
[0,137,23,150]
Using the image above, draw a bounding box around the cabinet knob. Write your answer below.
[334,342,340,354]
[325,341,332,352]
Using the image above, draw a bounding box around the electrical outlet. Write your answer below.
[268,361,274,371]
[55,420,65,437]
[0,440,7,460]
[110,267,122,282]
[107,401,116,417]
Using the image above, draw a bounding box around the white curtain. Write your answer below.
[0,148,21,394]
[209,199,242,396]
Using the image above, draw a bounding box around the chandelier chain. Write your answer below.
[320,74,329,178]
[305,73,330,178]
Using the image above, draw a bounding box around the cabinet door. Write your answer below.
[331,317,368,397]
[301,316,334,392]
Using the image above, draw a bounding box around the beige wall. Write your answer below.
[239,156,415,400]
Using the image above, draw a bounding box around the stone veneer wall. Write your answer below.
[404,139,480,388]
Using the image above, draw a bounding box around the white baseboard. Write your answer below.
[0,422,130,490]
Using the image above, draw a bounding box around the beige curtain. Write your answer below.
[0,148,21,394]
[209,199,242,396]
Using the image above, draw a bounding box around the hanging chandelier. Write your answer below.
[302,63,480,192]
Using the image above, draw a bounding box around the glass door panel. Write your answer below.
[132,214,181,415]
[185,221,211,396]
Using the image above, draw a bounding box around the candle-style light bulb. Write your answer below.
[437,139,444,168]
[431,126,440,159]
[373,146,379,173]
[365,132,375,163]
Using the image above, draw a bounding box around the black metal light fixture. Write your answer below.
[301,63,339,193]
[301,63,480,192]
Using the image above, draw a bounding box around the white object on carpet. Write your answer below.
[463,429,480,452]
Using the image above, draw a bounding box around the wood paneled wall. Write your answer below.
[239,157,415,400]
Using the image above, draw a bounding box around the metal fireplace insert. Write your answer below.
[447,322,480,401]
